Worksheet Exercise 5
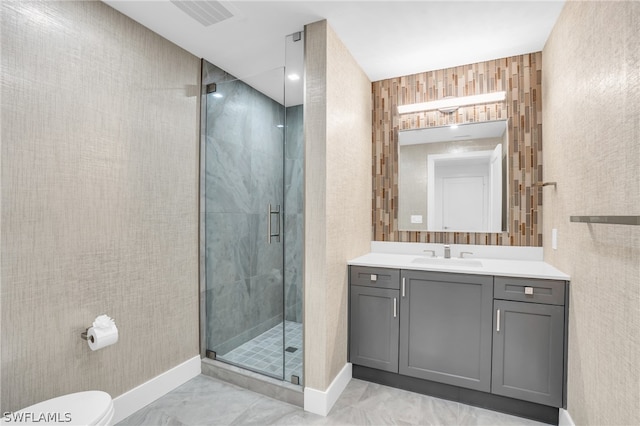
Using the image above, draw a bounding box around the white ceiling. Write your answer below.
[104,1,565,105]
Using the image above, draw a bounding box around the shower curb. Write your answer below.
[201,358,304,407]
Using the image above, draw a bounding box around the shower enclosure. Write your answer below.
[201,33,304,385]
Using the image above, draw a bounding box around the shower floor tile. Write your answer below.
[218,321,303,384]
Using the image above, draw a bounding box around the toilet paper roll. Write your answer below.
[87,326,119,351]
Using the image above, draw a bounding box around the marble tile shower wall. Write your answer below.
[284,105,304,323]
[372,53,543,246]
[203,61,285,354]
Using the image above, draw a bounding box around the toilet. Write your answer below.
[3,391,113,426]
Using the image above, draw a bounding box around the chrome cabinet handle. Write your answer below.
[402,277,406,297]
[393,298,397,318]
[496,309,500,332]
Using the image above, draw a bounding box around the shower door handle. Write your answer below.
[268,204,281,244]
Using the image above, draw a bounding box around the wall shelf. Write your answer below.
[570,216,640,226]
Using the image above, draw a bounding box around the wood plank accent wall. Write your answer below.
[372,52,543,246]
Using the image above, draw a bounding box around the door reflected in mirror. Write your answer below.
[398,120,508,232]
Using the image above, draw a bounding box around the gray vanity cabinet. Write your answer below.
[492,277,567,407]
[349,267,400,373]
[349,263,570,421]
[399,270,494,392]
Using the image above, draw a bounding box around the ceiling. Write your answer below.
[104,1,565,105]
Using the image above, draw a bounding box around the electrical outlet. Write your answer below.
[552,228,558,250]
[411,215,423,224]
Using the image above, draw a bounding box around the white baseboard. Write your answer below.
[112,355,201,424]
[303,363,352,416]
[559,408,575,426]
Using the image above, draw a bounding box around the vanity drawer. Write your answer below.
[494,277,566,305]
[350,266,400,290]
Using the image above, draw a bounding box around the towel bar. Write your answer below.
[570,216,640,225]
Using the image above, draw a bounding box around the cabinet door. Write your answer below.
[350,285,399,373]
[399,270,493,392]
[492,300,565,407]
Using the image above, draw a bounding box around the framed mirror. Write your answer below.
[398,120,508,232]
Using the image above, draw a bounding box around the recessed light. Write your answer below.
[276,124,284,128]
[212,93,223,98]
[287,73,300,81]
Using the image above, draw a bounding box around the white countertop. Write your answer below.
[348,252,570,280]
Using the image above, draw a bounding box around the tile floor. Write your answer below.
[218,321,303,383]
[117,374,551,426]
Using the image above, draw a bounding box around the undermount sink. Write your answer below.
[411,257,483,268]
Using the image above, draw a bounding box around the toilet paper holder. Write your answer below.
[80,315,118,350]
[80,328,95,343]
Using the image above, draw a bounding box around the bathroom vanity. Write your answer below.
[348,248,569,425]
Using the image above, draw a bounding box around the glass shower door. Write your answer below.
[283,31,304,385]
[202,31,304,385]
[203,61,286,380]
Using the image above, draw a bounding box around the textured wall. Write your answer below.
[1,1,200,412]
[373,53,543,246]
[304,20,371,391]
[202,60,285,354]
[304,20,328,391]
[542,2,640,425]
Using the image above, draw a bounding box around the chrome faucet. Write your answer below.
[444,245,451,259]
[460,251,474,259]
[423,249,436,258]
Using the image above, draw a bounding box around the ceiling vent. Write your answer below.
[170,1,236,27]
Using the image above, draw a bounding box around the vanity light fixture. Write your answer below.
[446,104,458,128]
[397,91,506,115]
